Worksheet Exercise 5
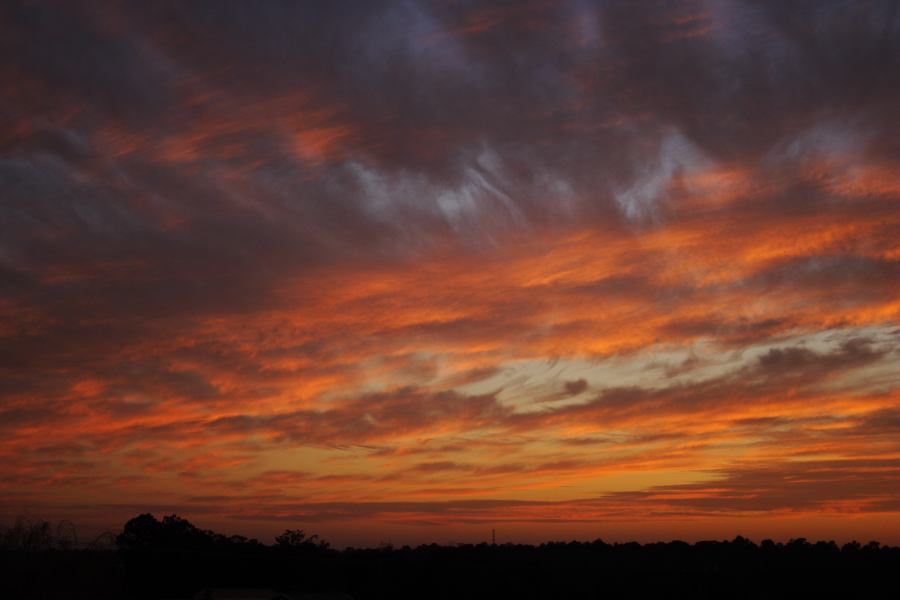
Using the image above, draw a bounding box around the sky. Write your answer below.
[1,0,900,547]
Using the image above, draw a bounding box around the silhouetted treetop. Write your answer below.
[275,529,330,552]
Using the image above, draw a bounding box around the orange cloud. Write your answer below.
[2,0,899,546]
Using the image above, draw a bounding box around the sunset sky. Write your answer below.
[2,1,900,547]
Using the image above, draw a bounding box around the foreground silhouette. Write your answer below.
[1,514,899,599]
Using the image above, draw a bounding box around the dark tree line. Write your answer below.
[2,514,899,599]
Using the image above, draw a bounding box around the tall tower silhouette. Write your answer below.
[492,529,496,545]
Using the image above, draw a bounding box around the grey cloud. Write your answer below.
[611,457,900,513]
[563,378,588,396]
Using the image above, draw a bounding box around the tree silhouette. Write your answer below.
[275,529,329,551]
[4,515,900,599]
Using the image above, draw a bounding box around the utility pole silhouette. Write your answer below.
[492,529,496,545]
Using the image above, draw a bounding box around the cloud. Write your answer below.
[608,457,900,514]
[564,379,588,396]
[0,0,899,542]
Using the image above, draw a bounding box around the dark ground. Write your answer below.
[2,515,898,599]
